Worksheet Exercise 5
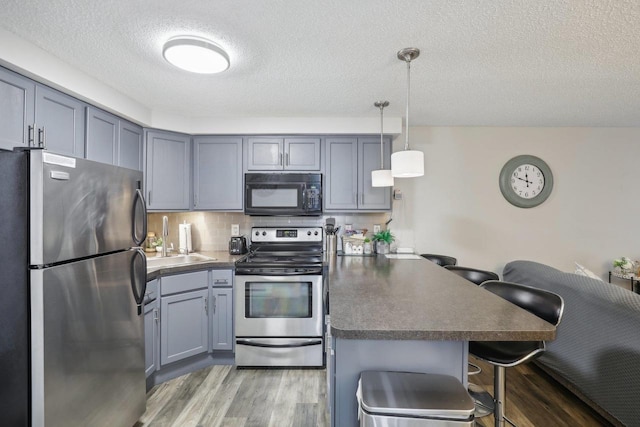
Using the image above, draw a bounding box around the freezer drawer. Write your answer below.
[30,249,146,427]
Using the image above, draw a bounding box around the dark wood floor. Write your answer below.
[137,359,611,427]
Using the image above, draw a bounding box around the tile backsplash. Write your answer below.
[147,212,390,252]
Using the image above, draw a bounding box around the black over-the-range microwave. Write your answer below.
[244,173,322,216]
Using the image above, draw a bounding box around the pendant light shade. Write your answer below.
[392,47,424,178]
[372,100,394,187]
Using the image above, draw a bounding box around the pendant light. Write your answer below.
[371,101,394,187]
[392,47,424,178]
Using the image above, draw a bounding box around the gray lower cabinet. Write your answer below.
[246,136,321,171]
[0,66,85,156]
[144,298,159,378]
[211,287,233,350]
[193,136,243,210]
[145,129,191,210]
[160,288,209,365]
[324,137,391,211]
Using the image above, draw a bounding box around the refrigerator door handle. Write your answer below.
[130,248,147,315]
[132,188,147,246]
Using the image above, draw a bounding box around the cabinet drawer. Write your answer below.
[144,279,158,303]
[161,270,208,296]
[211,269,233,287]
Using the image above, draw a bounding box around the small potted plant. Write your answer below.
[613,257,635,275]
[363,237,372,255]
[372,229,394,254]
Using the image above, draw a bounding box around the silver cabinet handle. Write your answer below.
[153,308,159,323]
[148,191,152,205]
[38,126,46,149]
[285,152,289,166]
[194,194,198,207]
[213,296,217,314]
[214,279,228,285]
[28,125,35,146]
[204,297,208,315]
[279,152,283,165]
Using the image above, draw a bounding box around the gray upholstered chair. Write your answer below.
[420,254,457,267]
[470,280,564,427]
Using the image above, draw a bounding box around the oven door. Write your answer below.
[235,274,323,337]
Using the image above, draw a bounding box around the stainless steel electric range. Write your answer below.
[234,226,324,367]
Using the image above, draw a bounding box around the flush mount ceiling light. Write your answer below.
[162,36,230,74]
[391,47,424,178]
[372,101,394,187]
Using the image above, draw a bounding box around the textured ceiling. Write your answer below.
[1,0,639,126]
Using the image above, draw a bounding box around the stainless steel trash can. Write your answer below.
[357,371,475,426]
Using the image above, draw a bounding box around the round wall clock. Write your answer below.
[499,155,553,208]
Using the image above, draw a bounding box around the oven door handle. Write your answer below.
[235,269,323,276]
[236,338,322,348]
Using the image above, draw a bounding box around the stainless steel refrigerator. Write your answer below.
[0,149,148,427]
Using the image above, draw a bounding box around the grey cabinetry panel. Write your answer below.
[211,287,233,351]
[247,136,321,171]
[35,86,85,157]
[325,137,358,210]
[247,137,282,170]
[193,136,243,210]
[324,137,391,212]
[86,107,118,165]
[0,67,34,151]
[358,137,392,210]
[284,137,321,170]
[145,130,191,210]
[160,288,209,365]
[119,120,143,171]
[144,298,159,378]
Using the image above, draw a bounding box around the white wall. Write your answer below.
[390,127,640,279]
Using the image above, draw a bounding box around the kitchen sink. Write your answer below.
[146,253,216,269]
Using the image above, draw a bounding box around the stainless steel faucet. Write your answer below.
[162,216,169,257]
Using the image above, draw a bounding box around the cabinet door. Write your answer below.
[324,137,358,211]
[118,120,143,171]
[211,287,233,351]
[35,85,85,157]
[193,136,243,210]
[284,137,321,171]
[160,289,209,365]
[86,107,118,165]
[144,299,159,377]
[145,130,191,210]
[358,137,392,210]
[0,67,34,151]
[247,137,283,170]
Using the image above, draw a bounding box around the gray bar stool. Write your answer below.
[420,254,457,267]
[470,281,564,427]
[444,265,500,416]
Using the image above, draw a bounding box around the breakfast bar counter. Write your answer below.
[325,255,556,426]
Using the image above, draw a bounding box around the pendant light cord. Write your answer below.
[404,58,411,151]
[379,103,384,168]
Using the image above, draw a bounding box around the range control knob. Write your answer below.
[255,231,259,236]
[314,231,319,236]
[262,231,267,236]
[307,231,312,236]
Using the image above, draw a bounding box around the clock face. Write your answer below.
[510,164,545,199]
[499,155,553,208]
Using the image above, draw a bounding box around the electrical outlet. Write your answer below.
[345,224,353,232]
[393,189,403,200]
[231,224,240,236]
[373,224,381,233]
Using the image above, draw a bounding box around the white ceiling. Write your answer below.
[1,0,639,126]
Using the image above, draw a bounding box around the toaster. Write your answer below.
[229,236,248,255]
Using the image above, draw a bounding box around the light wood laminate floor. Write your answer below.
[136,361,610,427]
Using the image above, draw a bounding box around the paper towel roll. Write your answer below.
[179,223,192,254]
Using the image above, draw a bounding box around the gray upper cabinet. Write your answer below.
[0,67,34,151]
[35,85,85,157]
[324,137,391,212]
[211,287,233,351]
[193,136,243,210]
[324,137,358,210]
[86,107,118,165]
[0,66,85,156]
[358,137,392,210]
[160,288,209,366]
[118,120,143,171]
[247,136,320,171]
[145,130,191,210]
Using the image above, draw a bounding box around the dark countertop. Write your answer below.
[327,254,556,341]
[146,250,243,281]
